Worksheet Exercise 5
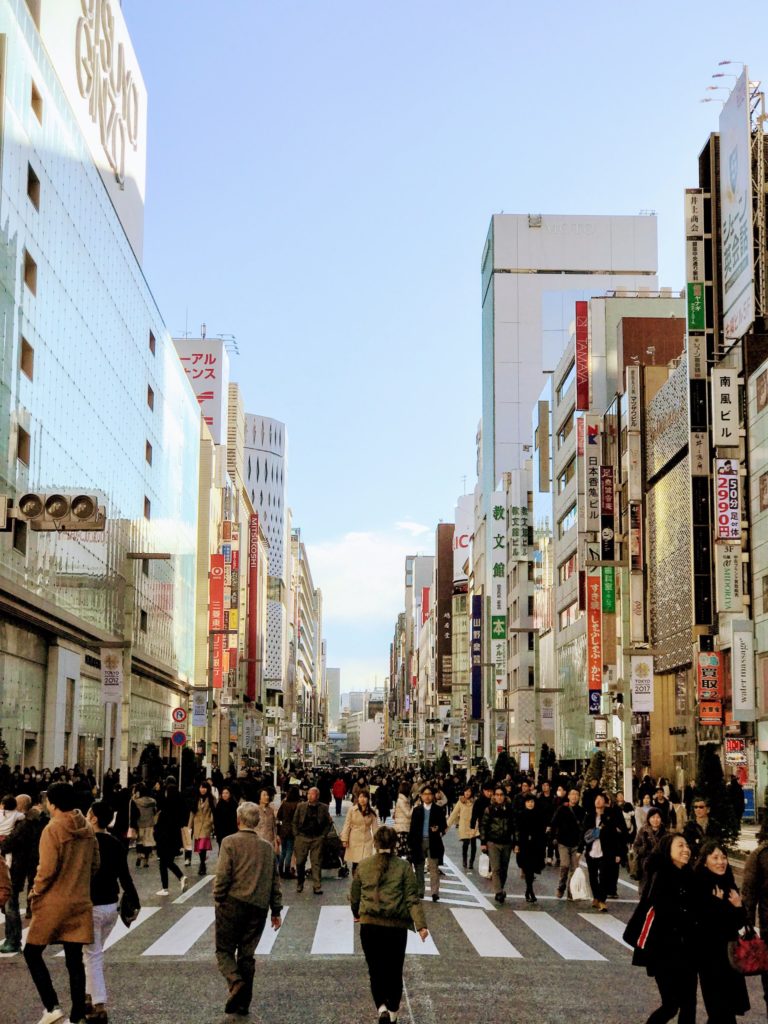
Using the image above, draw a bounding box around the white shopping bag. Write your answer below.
[478,851,492,879]
[569,858,590,900]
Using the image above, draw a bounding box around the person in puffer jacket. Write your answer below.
[480,786,516,903]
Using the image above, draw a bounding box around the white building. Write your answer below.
[326,668,340,730]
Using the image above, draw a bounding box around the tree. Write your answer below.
[493,748,518,782]
[436,750,450,776]
[696,743,740,848]
[585,750,605,786]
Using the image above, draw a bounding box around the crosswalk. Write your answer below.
[1,901,633,963]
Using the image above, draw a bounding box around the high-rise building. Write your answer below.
[326,667,340,729]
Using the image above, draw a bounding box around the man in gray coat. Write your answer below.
[214,801,283,1016]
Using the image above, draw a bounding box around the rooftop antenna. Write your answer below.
[201,322,207,339]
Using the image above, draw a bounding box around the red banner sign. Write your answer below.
[421,587,430,627]
[697,652,723,724]
[587,571,602,715]
[209,554,225,631]
[246,514,259,701]
[575,300,589,411]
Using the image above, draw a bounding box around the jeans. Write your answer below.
[159,854,183,889]
[557,844,580,895]
[294,835,324,890]
[84,902,119,1005]
[214,896,269,1012]
[360,924,408,1013]
[487,843,512,894]
[645,962,697,1024]
[278,836,294,876]
[24,941,86,1021]
[461,837,477,868]
[3,886,22,947]
[414,838,439,897]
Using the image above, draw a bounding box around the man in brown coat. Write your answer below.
[23,781,99,1024]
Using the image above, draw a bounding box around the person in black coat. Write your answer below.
[693,840,749,1023]
[153,780,189,895]
[515,795,546,903]
[630,833,698,1024]
[408,787,447,902]
[213,784,239,845]
[581,793,626,911]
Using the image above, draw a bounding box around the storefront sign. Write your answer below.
[471,595,482,719]
[732,623,756,722]
[697,652,723,724]
[630,571,645,643]
[725,737,747,765]
[586,571,602,715]
[715,459,741,540]
[576,300,590,411]
[626,365,641,432]
[687,334,707,380]
[209,554,225,630]
[685,188,705,238]
[712,369,739,447]
[584,415,602,532]
[246,514,259,701]
[715,543,743,613]
[687,283,705,332]
[192,691,207,727]
[600,466,615,562]
[627,431,642,502]
[602,567,615,614]
[631,655,654,713]
[629,503,643,572]
[489,491,507,690]
[100,648,123,702]
[594,717,608,742]
[690,431,708,476]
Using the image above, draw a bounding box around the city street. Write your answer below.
[2,817,766,1024]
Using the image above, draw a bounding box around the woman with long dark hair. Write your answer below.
[693,839,749,1023]
[392,782,412,860]
[351,825,428,1024]
[276,785,300,879]
[188,780,216,876]
[341,790,380,876]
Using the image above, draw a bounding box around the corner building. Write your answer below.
[0,0,200,772]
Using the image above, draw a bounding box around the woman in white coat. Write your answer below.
[341,791,380,875]
[393,782,413,860]
[447,785,479,871]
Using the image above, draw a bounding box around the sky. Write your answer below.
[124,0,768,691]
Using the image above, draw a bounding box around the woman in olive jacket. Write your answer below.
[351,825,428,1024]
[693,839,749,1023]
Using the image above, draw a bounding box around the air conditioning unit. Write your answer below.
[16,493,105,531]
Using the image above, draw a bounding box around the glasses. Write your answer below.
[694,804,706,809]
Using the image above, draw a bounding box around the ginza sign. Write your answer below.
[75,0,140,187]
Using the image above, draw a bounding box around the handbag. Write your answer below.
[181,825,193,852]
[569,860,590,900]
[119,890,140,928]
[728,926,768,975]
[623,900,656,949]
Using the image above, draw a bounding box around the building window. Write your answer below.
[20,337,34,380]
[145,440,153,465]
[147,384,154,410]
[558,553,578,585]
[144,496,151,520]
[527,595,534,617]
[557,457,576,494]
[13,518,27,555]
[30,79,43,124]
[149,330,156,355]
[27,163,40,210]
[141,558,150,577]
[558,600,579,630]
[23,250,37,294]
[527,561,534,582]
[557,503,578,538]
[528,631,535,651]
[556,361,576,403]
[17,425,30,465]
[557,408,575,448]
[528,666,535,687]
[139,609,148,633]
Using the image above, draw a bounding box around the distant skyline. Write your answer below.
[124,0,766,688]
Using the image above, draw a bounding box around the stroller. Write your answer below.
[322,823,350,878]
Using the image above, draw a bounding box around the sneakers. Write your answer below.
[36,1009,65,1024]
[180,876,189,893]
[378,1007,391,1023]
[591,898,600,908]
[155,889,170,896]
[494,891,506,904]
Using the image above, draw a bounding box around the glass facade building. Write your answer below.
[0,0,200,770]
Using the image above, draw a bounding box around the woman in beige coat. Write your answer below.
[447,785,480,871]
[341,791,380,874]
[24,781,100,1024]
[188,780,216,876]
[255,789,280,852]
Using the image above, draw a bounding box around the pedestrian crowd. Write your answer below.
[0,758,760,1024]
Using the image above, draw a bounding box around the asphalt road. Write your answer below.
[3,809,767,1024]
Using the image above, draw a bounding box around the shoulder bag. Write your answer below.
[728,925,768,975]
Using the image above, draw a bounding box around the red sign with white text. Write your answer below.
[209,554,225,631]
[421,587,430,627]
[576,300,589,411]
[246,514,259,701]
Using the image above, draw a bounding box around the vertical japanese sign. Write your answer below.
[601,567,615,614]
[212,633,224,689]
[453,495,473,585]
[575,300,590,411]
[712,369,739,447]
[732,623,756,722]
[600,466,615,562]
[489,492,507,691]
[715,543,743,613]
[586,570,602,715]
[697,652,723,724]
[584,415,602,532]
[719,68,755,342]
[174,337,230,445]
[471,595,482,720]
[629,503,643,572]
[421,587,430,627]
[209,554,225,630]
[192,690,207,727]
[715,459,741,540]
[246,514,259,701]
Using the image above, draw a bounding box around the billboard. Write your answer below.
[584,415,602,533]
[453,495,473,584]
[631,655,654,713]
[712,369,739,447]
[435,524,454,694]
[575,301,589,411]
[470,595,482,719]
[715,459,741,540]
[174,337,231,445]
[732,623,756,722]
[719,68,755,342]
[697,652,723,724]
[488,491,507,691]
[209,554,225,631]
[715,543,743,613]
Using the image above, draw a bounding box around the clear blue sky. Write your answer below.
[125,0,766,690]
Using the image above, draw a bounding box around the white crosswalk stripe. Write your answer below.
[56,907,160,957]
[255,907,288,955]
[451,907,522,958]
[312,905,353,954]
[142,906,215,956]
[514,911,606,961]
[578,912,632,950]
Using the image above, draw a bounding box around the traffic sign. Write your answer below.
[172,707,187,724]
[171,730,187,747]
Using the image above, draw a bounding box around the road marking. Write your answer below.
[514,911,606,961]
[173,873,214,904]
[313,906,353,954]
[617,877,636,891]
[255,908,288,955]
[451,907,522,958]
[406,929,439,955]
[441,854,495,911]
[579,912,632,950]
[142,907,215,956]
[56,907,160,957]
[422,897,483,907]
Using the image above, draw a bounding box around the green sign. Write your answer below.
[687,282,705,332]
[601,567,615,613]
[491,616,507,640]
